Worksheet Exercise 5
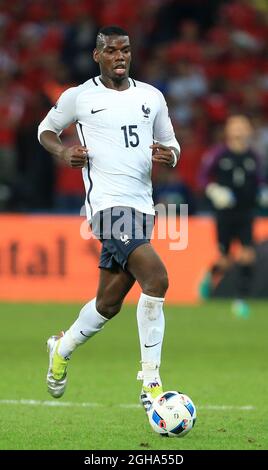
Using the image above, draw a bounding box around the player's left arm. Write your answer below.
[152,90,180,167]
[255,150,268,207]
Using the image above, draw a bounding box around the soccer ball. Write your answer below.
[148,391,196,437]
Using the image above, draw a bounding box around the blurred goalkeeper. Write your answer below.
[199,115,268,316]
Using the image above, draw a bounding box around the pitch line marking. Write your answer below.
[0,399,255,411]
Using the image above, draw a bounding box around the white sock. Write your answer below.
[136,293,165,387]
[58,298,108,358]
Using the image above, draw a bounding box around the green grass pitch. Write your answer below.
[0,300,267,450]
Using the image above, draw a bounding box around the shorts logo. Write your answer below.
[120,233,130,245]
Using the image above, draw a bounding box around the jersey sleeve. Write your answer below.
[153,90,180,155]
[37,87,78,142]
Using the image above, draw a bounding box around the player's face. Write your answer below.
[225,117,253,142]
[94,36,131,82]
[225,116,253,152]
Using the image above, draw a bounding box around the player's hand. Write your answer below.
[59,145,88,168]
[206,183,236,209]
[257,185,268,207]
[150,142,176,167]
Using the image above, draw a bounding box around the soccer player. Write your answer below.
[38,26,180,413]
[199,115,266,316]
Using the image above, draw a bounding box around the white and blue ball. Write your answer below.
[148,391,196,437]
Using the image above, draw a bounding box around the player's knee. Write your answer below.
[143,270,169,298]
[239,247,255,265]
[96,299,122,319]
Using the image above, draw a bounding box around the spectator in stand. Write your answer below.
[141,57,168,94]
[153,166,196,215]
[61,11,98,83]
[173,124,207,195]
[40,55,84,212]
[0,65,24,210]
[198,114,268,316]
[166,60,208,125]
[251,114,268,184]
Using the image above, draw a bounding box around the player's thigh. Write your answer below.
[96,267,135,306]
[236,212,256,263]
[216,213,232,255]
[217,253,232,270]
[238,245,256,264]
[127,242,168,290]
[237,212,254,246]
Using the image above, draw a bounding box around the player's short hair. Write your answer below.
[96,26,129,50]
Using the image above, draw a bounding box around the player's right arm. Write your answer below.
[38,87,88,168]
[152,89,181,167]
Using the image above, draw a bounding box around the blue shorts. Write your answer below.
[91,207,154,271]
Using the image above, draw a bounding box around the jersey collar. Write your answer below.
[94,76,136,90]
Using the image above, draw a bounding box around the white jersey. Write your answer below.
[38,76,180,221]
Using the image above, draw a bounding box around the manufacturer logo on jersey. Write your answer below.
[120,233,130,245]
[91,108,107,114]
[142,104,151,118]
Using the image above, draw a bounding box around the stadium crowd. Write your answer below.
[1,0,268,213]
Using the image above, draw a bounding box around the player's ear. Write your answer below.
[93,49,99,64]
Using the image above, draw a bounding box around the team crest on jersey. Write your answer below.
[142,104,151,118]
